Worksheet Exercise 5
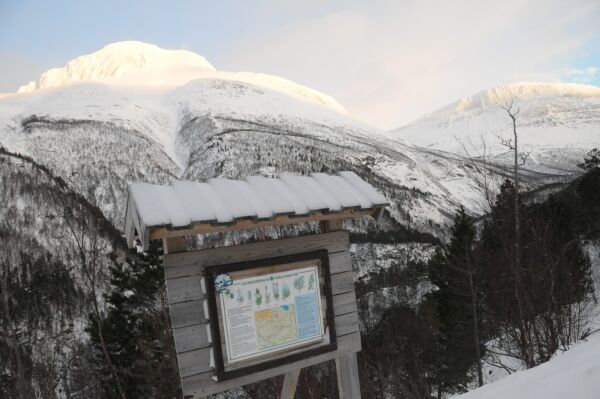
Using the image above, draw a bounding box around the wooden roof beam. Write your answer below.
[147,208,380,241]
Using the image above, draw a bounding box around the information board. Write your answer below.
[216,265,324,363]
[204,250,338,381]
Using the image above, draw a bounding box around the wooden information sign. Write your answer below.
[124,172,388,398]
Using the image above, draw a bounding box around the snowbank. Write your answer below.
[454,333,600,399]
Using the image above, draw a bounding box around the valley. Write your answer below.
[0,41,598,399]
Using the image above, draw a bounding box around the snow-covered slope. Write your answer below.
[390,82,600,174]
[15,41,347,114]
[1,44,479,396]
[1,41,531,236]
[455,333,600,399]
[16,41,215,92]
[2,41,596,399]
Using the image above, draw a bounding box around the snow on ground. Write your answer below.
[454,332,600,399]
[457,240,600,399]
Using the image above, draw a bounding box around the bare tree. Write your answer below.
[60,195,127,399]
[458,134,503,212]
[0,227,30,399]
[499,102,526,254]
[0,167,28,398]
[499,101,537,367]
[453,100,594,374]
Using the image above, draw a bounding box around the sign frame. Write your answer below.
[204,249,338,381]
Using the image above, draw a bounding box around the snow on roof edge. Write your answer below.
[125,171,389,246]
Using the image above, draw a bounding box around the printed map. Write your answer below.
[255,304,298,349]
[219,264,324,363]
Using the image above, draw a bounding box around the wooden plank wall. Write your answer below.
[164,231,361,398]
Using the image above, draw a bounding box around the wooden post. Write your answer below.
[124,177,383,399]
[280,368,301,399]
[336,353,361,399]
[163,237,187,254]
[163,236,206,399]
[320,219,343,233]
[321,219,361,398]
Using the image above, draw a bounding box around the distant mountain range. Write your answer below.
[0,41,521,233]
[1,40,598,399]
[0,41,597,280]
[389,82,600,175]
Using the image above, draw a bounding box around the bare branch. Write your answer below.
[496,134,515,150]
[456,134,501,212]
[519,151,530,166]
[501,100,520,119]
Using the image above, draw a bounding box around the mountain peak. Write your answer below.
[453,81,600,113]
[91,41,215,69]
[390,81,600,167]
[18,41,216,92]
[14,41,347,115]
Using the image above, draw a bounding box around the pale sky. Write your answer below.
[1,0,599,129]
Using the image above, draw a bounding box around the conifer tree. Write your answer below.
[87,241,180,399]
[578,148,600,171]
[427,207,487,391]
[481,179,594,367]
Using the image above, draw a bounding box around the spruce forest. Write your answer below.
[2,138,599,398]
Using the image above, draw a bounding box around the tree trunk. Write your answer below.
[464,239,483,387]
[90,279,127,399]
[72,222,127,399]
[1,270,28,399]
[504,104,534,368]
[512,112,520,281]
[468,270,484,386]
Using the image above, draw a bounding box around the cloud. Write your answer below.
[562,67,599,84]
[218,0,600,129]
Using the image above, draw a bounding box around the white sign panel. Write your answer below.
[216,264,324,363]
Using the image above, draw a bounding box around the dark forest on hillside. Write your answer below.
[1,144,599,398]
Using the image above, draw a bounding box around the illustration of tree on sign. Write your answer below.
[294,276,305,291]
[308,274,315,290]
[255,288,263,306]
[282,283,290,299]
[265,286,271,304]
[273,282,280,301]
[247,290,252,303]
[236,289,243,304]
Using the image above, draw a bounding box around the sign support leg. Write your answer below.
[280,368,301,399]
[336,353,361,399]
[163,237,186,254]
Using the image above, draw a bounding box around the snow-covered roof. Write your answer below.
[124,171,388,248]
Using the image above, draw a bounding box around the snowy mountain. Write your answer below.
[0,42,470,396]
[15,41,347,114]
[390,82,600,174]
[2,42,591,297]
[16,41,215,92]
[1,41,598,398]
[0,41,524,236]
